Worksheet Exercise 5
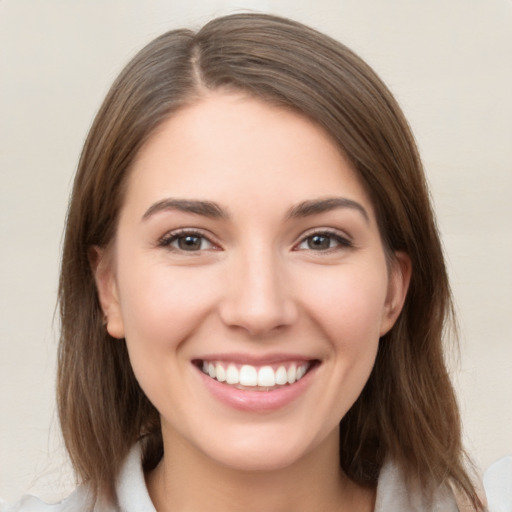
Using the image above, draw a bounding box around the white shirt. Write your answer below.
[2,445,510,511]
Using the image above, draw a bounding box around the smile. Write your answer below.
[197,360,314,391]
[193,357,319,412]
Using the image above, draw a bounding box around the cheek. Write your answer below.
[114,258,222,409]
[309,265,388,412]
[299,262,389,345]
[114,255,222,379]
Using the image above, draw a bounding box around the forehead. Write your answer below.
[124,91,374,219]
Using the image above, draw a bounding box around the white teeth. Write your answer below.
[257,366,275,387]
[200,361,311,388]
[287,364,296,384]
[239,365,258,386]
[226,364,239,385]
[215,363,226,382]
[275,366,288,385]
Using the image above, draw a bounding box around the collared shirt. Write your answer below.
[2,444,510,511]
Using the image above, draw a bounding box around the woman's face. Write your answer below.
[95,92,409,472]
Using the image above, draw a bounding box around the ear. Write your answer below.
[379,251,412,337]
[89,246,125,339]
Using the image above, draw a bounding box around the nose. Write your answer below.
[218,247,298,337]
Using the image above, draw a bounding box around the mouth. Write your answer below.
[193,359,318,392]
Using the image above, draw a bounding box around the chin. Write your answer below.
[190,422,336,473]
[209,443,309,473]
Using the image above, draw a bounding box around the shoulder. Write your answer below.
[0,486,97,512]
[484,455,512,512]
[1,443,154,512]
[376,456,512,511]
[375,459,458,512]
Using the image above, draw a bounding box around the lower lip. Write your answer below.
[195,365,317,412]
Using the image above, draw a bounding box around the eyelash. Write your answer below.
[158,228,353,254]
[294,229,354,252]
[158,229,218,252]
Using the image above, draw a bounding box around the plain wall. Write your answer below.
[1,0,511,502]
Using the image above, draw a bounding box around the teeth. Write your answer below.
[226,364,239,385]
[275,366,288,385]
[287,365,296,384]
[257,366,275,387]
[239,365,258,386]
[200,361,310,388]
[215,363,226,382]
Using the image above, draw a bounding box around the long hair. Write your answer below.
[58,13,482,508]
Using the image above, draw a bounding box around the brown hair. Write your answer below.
[58,12,483,508]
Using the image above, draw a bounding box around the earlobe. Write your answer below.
[89,246,125,339]
[379,251,412,336]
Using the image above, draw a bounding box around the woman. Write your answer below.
[3,13,487,511]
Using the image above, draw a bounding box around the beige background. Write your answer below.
[1,0,511,502]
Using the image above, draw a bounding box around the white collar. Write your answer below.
[115,444,156,512]
[113,443,458,512]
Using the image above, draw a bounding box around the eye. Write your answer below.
[159,230,216,252]
[296,231,353,251]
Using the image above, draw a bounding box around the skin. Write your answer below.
[93,92,411,512]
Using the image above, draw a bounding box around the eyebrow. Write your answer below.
[286,197,369,223]
[142,196,369,223]
[142,198,228,220]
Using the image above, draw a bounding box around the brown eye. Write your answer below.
[159,231,215,252]
[296,231,353,251]
[177,235,203,251]
[307,234,332,250]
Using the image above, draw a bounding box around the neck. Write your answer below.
[146,427,375,512]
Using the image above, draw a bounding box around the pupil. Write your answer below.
[179,235,201,251]
[308,235,330,250]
